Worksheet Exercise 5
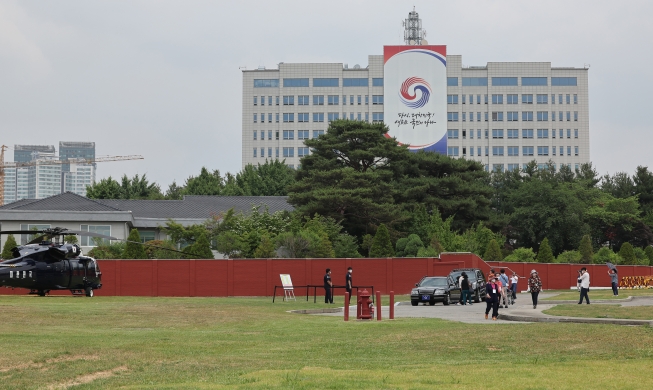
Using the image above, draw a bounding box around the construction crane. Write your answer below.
[0,145,144,206]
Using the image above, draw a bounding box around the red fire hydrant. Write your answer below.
[357,289,374,320]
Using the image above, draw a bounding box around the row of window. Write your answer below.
[253,112,383,123]
[485,163,581,173]
[447,111,579,122]
[447,146,580,157]
[447,94,578,105]
[253,147,310,158]
[447,129,579,139]
[448,77,578,87]
[254,95,382,106]
[253,130,325,140]
[254,78,384,88]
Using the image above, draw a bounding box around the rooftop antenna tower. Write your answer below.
[403,7,427,45]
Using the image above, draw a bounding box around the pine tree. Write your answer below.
[483,239,503,262]
[579,234,593,264]
[253,235,276,258]
[645,246,653,266]
[369,224,395,257]
[618,242,636,265]
[123,229,147,259]
[536,238,555,263]
[190,232,214,259]
[1,234,18,260]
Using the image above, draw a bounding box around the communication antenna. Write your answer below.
[403,6,426,45]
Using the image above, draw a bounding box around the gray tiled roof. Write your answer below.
[0,192,121,212]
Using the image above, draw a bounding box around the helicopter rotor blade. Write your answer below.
[27,235,52,245]
[0,230,48,235]
[61,230,118,240]
[121,240,204,258]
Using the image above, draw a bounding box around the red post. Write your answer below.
[344,292,349,321]
[357,290,361,319]
[389,291,394,320]
[376,291,381,321]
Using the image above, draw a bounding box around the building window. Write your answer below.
[357,95,362,105]
[485,94,488,104]
[507,111,518,122]
[365,95,369,105]
[313,95,324,105]
[522,77,547,86]
[469,112,474,122]
[283,113,294,123]
[522,111,533,121]
[447,95,459,104]
[470,147,474,156]
[522,129,533,139]
[283,96,294,105]
[79,225,110,246]
[313,113,324,122]
[283,130,294,140]
[492,146,504,156]
[343,78,369,87]
[508,146,519,156]
[523,146,534,156]
[507,129,518,139]
[447,146,459,156]
[313,78,339,87]
[492,112,504,121]
[260,148,265,157]
[493,164,504,172]
[447,77,458,86]
[557,111,562,121]
[447,130,459,139]
[254,79,279,88]
[298,95,309,105]
[566,111,571,121]
[477,130,481,139]
[477,147,481,156]
[462,113,466,122]
[537,129,548,138]
[312,130,324,138]
[492,94,503,104]
[349,95,354,105]
[298,113,309,122]
[522,94,533,104]
[342,94,347,105]
[276,147,279,158]
[275,131,279,140]
[298,130,309,140]
[267,96,272,105]
[298,147,309,157]
[507,164,519,172]
[462,95,466,104]
[492,129,504,139]
[492,77,518,86]
[537,146,549,156]
[283,78,309,87]
[537,94,548,104]
[574,94,578,104]
[447,112,459,122]
[552,146,556,156]
[252,148,257,158]
[575,146,579,156]
[574,129,579,139]
[485,146,489,156]
[253,96,257,106]
[283,147,294,158]
[551,77,577,86]
[372,112,384,122]
[268,147,272,157]
[484,112,488,122]
[462,130,467,139]
[365,112,369,122]
[372,78,384,87]
[253,131,257,140]
[485,129,489,139]
[357,113,361,120]
[253,114,257,123]
[328,112,339,122]
[462,77,488,86]
[372,95,384,105]
[327,95,339,105]
[476,95,481,104]
[551,111,556,122]
[268,130,272,140]
[559,146,564,156]
[537,111,549,121]
[506,94,518,105]
[567,146,572,156]
[566,94,571,104]
[574,111,578,121]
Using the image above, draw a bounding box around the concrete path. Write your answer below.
[316,294,653,326]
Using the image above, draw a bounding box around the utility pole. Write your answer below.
[0,145,6,206]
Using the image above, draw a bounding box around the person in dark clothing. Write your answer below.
[324,268,333,304]
[609,269,618,296]
[345,267,353,304]
[485,276,500,320]
[528,269,542,309]
[460,273,473,305]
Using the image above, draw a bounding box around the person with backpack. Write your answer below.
[460,273,473,305]
[528,269,542,309]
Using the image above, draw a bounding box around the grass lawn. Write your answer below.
[544,304,653,320]
[1,295,653,389]
[543,288,653,301]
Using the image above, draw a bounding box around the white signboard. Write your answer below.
[383,45,447,153]
[280,274,293,290]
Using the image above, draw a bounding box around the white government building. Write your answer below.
[242,10,589,172]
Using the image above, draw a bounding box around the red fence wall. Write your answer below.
[2,254,651,297]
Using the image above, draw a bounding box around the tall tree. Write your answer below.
[645,246,653,266]
[633,166,653,215]
[183,167,225,196]
[86,174,162,199]
[1,234,17,260]
[369,224,394,257]
[85,176,124,199]
[578,234,593,264]
[618,242,636,265]
[188,233,214,259]
[536,238,554,263]
[233,160,296,196]
[124,229,147,259]
[483,239,503,262]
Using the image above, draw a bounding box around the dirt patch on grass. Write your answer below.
[0,355,99,373]
[46,365,127,389]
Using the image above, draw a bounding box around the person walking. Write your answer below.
[528,270,542,309]
[499,269,509,308]
[510,273,519,300]
[345,267,353,303]
[324,268,333,304]
[578,267,591,304]
[609,269,618,296]
[460,273,473,305]
[485,276,500,320]
[457,272,465,305]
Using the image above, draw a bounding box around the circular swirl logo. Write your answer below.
[399,77,431,109]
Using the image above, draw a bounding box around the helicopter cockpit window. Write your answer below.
[19,224,51,245]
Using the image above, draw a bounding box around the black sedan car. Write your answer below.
[410,276,459,306]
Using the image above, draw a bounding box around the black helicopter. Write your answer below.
[0,227,194,297]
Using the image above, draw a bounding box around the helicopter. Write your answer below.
[0,227,196,297]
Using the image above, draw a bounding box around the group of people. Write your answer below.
[483,269,519,320]
[323,267,353,304]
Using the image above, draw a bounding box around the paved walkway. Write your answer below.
[317,293,653,326]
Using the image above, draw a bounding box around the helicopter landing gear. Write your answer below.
[85,287,94,297]
[37,290,47,297]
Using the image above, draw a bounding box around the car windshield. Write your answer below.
[451,271,476,280]
[419,278,448,287]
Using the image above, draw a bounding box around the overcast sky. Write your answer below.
[1,0,651,190]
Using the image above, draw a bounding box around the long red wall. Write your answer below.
[2,254,651,297]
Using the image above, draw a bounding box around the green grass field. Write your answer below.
[1,295,653,389]
[544,304,653,320]
[542,288,653,301]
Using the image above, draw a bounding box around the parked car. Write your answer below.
[410,276,460,306]
[448,268,486,303]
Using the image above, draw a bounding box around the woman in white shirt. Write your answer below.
[578,267,590,304]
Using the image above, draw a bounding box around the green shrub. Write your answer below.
[556,250,581,264]
[592,247,619,264]
[370,224,394,257]
[619,242,636,265]
[536,238,555,263]
[503,247,536,262]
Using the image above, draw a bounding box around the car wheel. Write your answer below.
[429,299,436,306]
[443,293,450,306]
[474,288,481,303]
[411,300,418,306]
[85,287,94,297]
